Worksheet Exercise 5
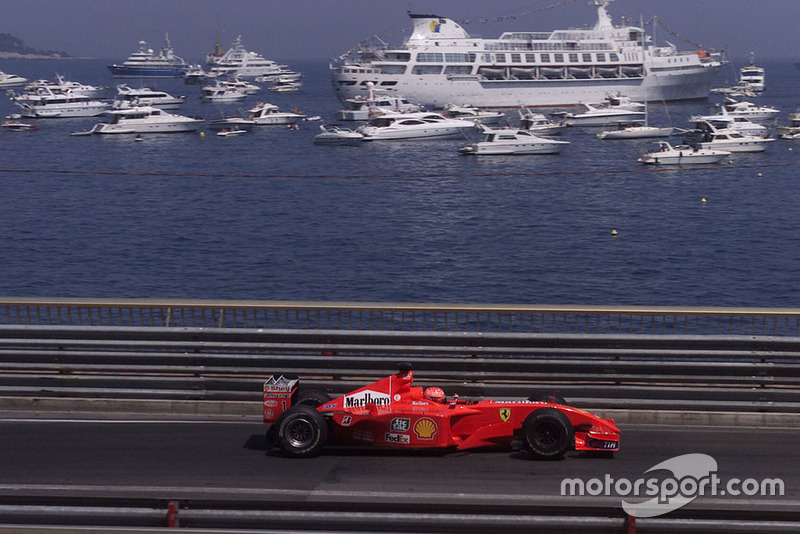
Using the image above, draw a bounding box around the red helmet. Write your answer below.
[424,386,446,403]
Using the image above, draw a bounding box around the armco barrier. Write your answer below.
[0,325,799,413]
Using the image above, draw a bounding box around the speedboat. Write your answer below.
[107,35,188,77]
[724,99,780,123]
[269,78,303,93]
[517,108,564,135]
[686,121,773,153]
[208,36,300,80]
[313,125,365,145]
[113,84,186,110]
[459,126,569,155]
[637,141,730,165]
[200,80,249,102]
[89,106,203,134]
[0,70,27,88]
[9,86,111,118]
[777,111,800,140]
[561,103,645,126]
[183,65,208,85]
[687,106,767,137]
[337,82,421,121]
[223,76,261,95]
[216,127,247,137]
[357,112,475,140]
[246,102,305,125]
[2,119,38,131]
[443,103,504,124]
[597,122,673,139]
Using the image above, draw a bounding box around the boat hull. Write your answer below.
[108,66,186,78]
[461,141,567,155]
[92,120,203,134]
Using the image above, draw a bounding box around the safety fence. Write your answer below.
[0,495,798,533]
[2,298,800,335]
[1,325,799,413]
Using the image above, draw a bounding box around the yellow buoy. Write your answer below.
[757,172,763,178]
[200,131,205,137]
[611,229,618,237]
[701,198,707,204]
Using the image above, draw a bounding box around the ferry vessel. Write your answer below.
[331,0,725,108]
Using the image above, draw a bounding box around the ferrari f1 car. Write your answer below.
[263,365,619,460]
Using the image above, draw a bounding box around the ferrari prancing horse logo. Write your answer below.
[499,408,511,422]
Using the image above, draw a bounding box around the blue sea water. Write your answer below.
[1,58,800,307]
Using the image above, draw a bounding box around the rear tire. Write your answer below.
[294,388,331,407]
[275,405,328,458]
[521,408,574,460]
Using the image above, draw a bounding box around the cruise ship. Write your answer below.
[330,0,726,108]
[108,35,188,78]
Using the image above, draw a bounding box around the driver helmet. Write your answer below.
[423,386,446,403]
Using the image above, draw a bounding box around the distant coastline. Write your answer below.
[0,32,71,59]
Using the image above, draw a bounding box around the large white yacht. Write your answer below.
[207,36,299,80]
[90,106,203,134]
[9,86,110,118]
[331,0,725,108]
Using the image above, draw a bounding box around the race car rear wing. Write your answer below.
[263,375,299,423]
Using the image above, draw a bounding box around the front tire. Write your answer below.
[275,405,328,458]
[521,408,574,460]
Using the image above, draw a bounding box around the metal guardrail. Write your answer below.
[0,325,799,413]
[2,298,800,335]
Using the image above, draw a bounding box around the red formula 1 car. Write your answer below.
[263,365,619,460]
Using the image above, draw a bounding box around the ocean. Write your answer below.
[1,57,799,307]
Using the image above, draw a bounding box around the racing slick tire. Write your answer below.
[521,408,575,460]
[294,388,331,407]
[275,404,329,458]
[529,393,568,405]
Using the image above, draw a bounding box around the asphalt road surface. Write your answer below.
[0,417,797,513]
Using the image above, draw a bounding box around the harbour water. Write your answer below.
[1,58,800,307]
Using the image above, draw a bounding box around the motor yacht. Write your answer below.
[739,53,765,93]
[686,121,773,153]
[0,70,27,88]
[9,86,111,118]
[443,104,504,125]
[687,106,767,137]
[459,126,569,155]
[357,112,476,140]
[107,35,188,77]
[89,106,203,134]
[208,36,299,80]
[113,85,186,110]
[597,122,673,139]
[314,125,365,145]
[517,108,564,136]
[200,80,249,102]
[246,102,305,125]
[637,141,730,165]
[777,111,800,140]
[24,74,106,98]
[724,99,780,123]
[560,103,645,126]
[337,82,422,121]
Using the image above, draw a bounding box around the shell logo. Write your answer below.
[414,417,438,440]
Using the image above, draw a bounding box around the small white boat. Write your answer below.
[0,70,28,88]
[561,103,645,126]
[517,108,564,135]
[597,93,646,111]
[207,116,256,130]
[183,65,207,85]
[597,122,673,140]
[313,124,364,145]
[216,127,247,137]
[637,141,730,165]
[269,77,302,92]
[688,121,773,153]
[443,103,504,124]
[459,126,569,155]
[2,119,38,131]
[357,112,475,140]
[89,106,203,134]
[223,76,261,95]
[246,102,305,125]
[113,84,186,110]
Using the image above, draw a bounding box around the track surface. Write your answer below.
[0,419,796,511]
